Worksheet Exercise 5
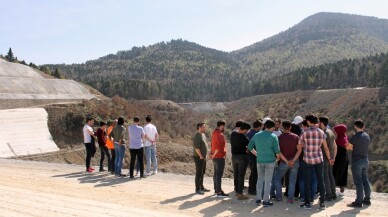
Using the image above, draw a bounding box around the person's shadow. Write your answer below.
[160,193,197,205]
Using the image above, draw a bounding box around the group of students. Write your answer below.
[82,115,159,178]
[193,113,372,210]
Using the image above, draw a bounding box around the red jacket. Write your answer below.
[211,129,226,158]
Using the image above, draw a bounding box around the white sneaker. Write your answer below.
[153,170,158,175]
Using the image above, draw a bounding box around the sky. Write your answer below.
[1,0,388,65]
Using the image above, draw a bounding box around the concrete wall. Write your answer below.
[0,108,59,158]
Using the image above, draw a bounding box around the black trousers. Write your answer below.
[213,158,225,193]
[232,154,248,194]
[194,157,206,191]
[248,154,258,193]
[84,143,93,169]
[110,149,115,172]
[303,162,325,204]
[130,148,144,177]
[99,146,111,170]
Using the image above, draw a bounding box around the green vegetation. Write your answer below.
[5,47,16,62]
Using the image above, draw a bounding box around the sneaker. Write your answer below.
[216,191,229,198]
[320,202,326,210]
[332,194,337,200]
[256,200,262,205]
[196,190,205,195]
[325,195,333,202]
[270,195,277,200]
[287,199,294,204]
[300,203,312,209]
[362,200,371,205]
[99,168,106,172]
[153,170,158,175]
[274,197,282,202]
[347,202,363,208]
[237,194,249,200]
[299,198,305,202]
[90,167,95,171]
[201,188,210,192]
[263,201,274,207]
[248,191,257,196]
[86,168,93,173]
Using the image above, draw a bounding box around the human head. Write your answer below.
[354,119,365,131]
[264,119,276,131]
[235,120,244,130]
[146,115,152,123]
[319,116,329,129]
[217,120,226,132]
[292,116,303,125]
[282,120,292,132]
[86,117,94,126]
[100,121,106,130]
[117,117,124,126]
[334,124,347,136]
[197,122,206,133]
[302,119,308,130]
[133,116,140,123]
[252,119,263,130]
[239,122,251,134]
[274,118,281,130]
[305,113,319,126]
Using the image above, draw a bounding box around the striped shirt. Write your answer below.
[299,126,326,165]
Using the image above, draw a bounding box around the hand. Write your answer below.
[329,159,335,165]
[288,160,295,167]
[200,156,204,160]
[297,144,304,149]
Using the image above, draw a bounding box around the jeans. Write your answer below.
[303,162,325,204]
[145,145,158,173]
[213,158,225,193]
[232,154,248,194]
[351,158,371,204]
[273,161,299,200]
[130,148,144,177]
[110,149,115,173]
[114,143,126,175]
[248,154,258,193]
[84,143,93,169]
[323,160,336,197]
[99,146,111,170]
[194,157,206,191]
[256,162,276,202]
[299,161,317,200]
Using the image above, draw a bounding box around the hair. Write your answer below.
[145,115,152,122]
[252,120,263,129]
[354,119,365,129]
[282,120,292,130]
[133,116,140,123]
[196,122,205,130]
[99,122,106,127]
[86,117,94,123]
[235,120,244,128]
[240,122,251,130]
[302,120,308,127]
[305,113,319,124]
[264,119,276,129]
[319,116,329,127]
[217,120,226,127]
[117,117,124,125]
[274,118,281,123]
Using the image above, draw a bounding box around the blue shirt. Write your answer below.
[128,124,144,149]
[246,129,258,140]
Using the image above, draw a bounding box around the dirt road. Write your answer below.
[0,159,386,217]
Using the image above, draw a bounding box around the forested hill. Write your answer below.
[45,12,388,102]
[253,52,388,95]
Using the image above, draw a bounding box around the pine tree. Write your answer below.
[5,47,16,62]
[53,68,64,79]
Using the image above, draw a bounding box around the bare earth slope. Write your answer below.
[0,159,387,217]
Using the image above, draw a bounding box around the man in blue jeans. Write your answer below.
[272,120,302,203]
[144,115,159,175]
[108,117,126,177]
[299,114,333,210]
[347,119,372,208]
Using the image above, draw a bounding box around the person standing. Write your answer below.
[106,120,117,174]
[96,122,111,172]
[299,114,333,210]
[144,115,159,175]
[319,116,337,201]
[273,118,282,137]
[347,120,371,208]
[193,123,210,195]
[210,120,229,198]
[246,120,262,195]
[128,116,145,178]
[231,122,251,200]
[83,117,95,173]
[333,124,350,195]
[108,117,126,177]
[248,119,285,207]
[273,120,302,204]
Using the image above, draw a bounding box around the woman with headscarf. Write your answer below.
[333,124,351,196]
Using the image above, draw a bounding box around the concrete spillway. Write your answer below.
[0,108,59,158]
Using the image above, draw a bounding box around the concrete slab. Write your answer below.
[0,59,43,79]
[0,108,59,158]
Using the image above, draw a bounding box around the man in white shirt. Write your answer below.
[144,115,159,175]
[83,117,95,172]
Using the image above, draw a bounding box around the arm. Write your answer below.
[247,138,257,156]
[322,140,334,165]
[277,153,289,164]
[289,143,302,167]
[195,149,205,159]
[333,140,337,159]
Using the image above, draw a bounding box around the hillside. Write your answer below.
[45,12,388,102]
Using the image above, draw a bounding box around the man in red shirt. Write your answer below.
[210,120,229,198]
